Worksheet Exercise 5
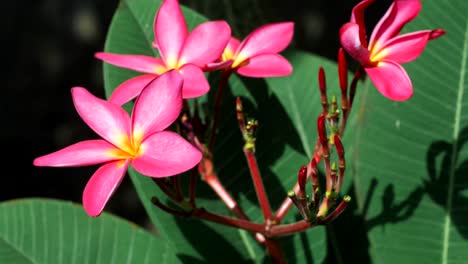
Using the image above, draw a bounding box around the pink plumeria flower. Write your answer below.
[218,22,294,77]
[339,0,444,101]
[34,71,202,217]
[95,0,231,105]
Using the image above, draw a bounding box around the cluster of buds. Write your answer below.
[288,49,363,224]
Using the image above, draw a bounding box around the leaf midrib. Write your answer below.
[0,236,34,264]
[441,17,468,264]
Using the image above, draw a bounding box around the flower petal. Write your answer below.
[375,29,445,64]
[369,0,422,51]
[237,54,292,77]
[95,52,166,75]
[234,22,294,64]
[33,140,120,167]
[178,64,210,98]
[132,70,183,140]
[178,21,231,66]
[365,60,413,101]
[339,22,372,65]
[71,87,132,150]
[350,0,375,47]
[203,59,233,72]
[154,0,188,67]
[225,37,241,57]
[132,131,202,177]
[83,159,129,217]
[109,75,157,106]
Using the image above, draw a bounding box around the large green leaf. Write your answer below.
[0,199,178,264]
[351,0,468,263]
[100,0,352,262]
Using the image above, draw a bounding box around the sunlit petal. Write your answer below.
[339,23,372,65]
[178,21,231,66]
[369,0,422,51]
[95,52,166,75]
[154,0,188,67]
[365,60,413,101]
[237,54,292,77]
[33,140,121,167]
[225,37,241,57]
[109,75,157,106]
[71,87,132,150]
[235,22,294,62]
[83,159,129,217]
[178,64,210,98]
[133,131,202,178]
[375,29,445,64]
[132,70,183,140]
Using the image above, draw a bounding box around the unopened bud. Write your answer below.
[318,67,328,114]
[317,114,327,145]
[338,48,348,93]
[334,135,344,157]
[298,165,308,192]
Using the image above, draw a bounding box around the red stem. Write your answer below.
[192,208,265,233]
[244,147,273,221]
[188,168,198,207]
[264,238,288,264]
[198,157,266,243]
[268,220,318,237]
[208,70,233,150]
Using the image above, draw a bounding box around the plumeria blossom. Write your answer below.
[339,0,444,101]
[33,71,202,217]
[95,0,231,105]
[218,22,294,77]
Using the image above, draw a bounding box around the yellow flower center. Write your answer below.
[368,41,387,64]
[108,132,144,160]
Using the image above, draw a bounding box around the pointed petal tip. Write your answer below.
[430,29,445,40]
[33,157,44,167]
[94,52,104,59]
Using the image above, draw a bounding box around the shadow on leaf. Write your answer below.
[424,125,468,239]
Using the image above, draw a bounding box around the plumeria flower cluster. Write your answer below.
[33,0,445,261]
[34,0,294,217]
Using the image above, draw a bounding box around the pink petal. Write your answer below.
[178,21,231,66]
[132,131,202,177]
[132,70,183,140]
[95,52,166,75]
[350,0,375,47]
[71,87,132,150]
[178,64,210,98]
[365,60,413,101]
[83,159,129,217]
[369,0,422,51]
[154,0,188,67]
[235,22,294,62]
[109,74,157,106]
[203,59,233,72]
[374,30,443,64]
[226,37,241,54]
[237,54,292,77]
[339,23,372,65]
[33,140,120,167]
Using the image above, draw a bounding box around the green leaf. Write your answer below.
[350,0,468,263]
[0,199,179,264]
[100,0,349,262]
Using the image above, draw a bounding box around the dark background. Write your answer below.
[4,0,386,229]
